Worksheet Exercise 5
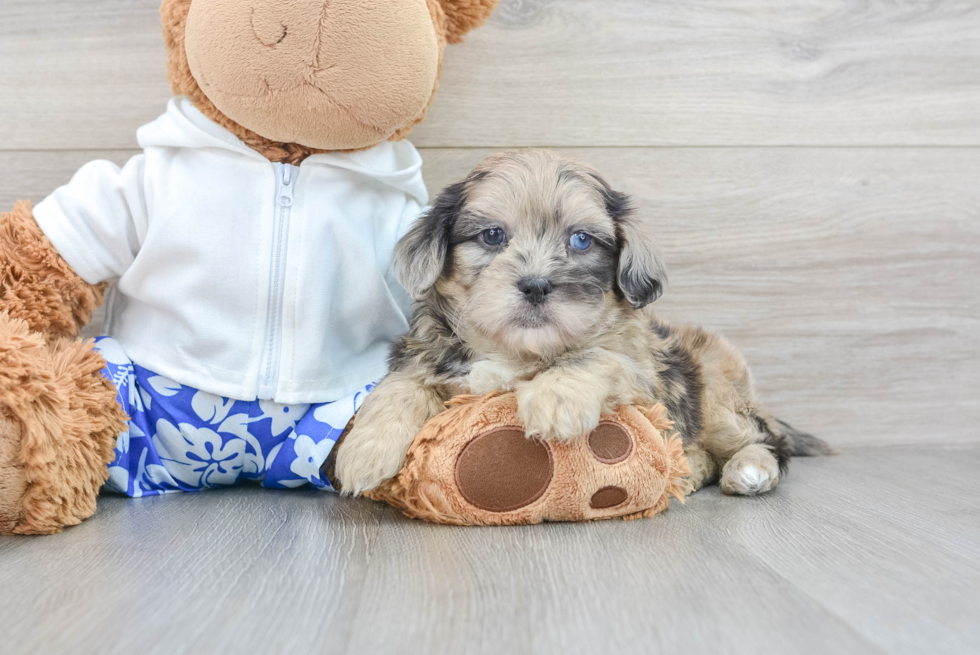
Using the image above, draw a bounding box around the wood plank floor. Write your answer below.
[1,445,977,655]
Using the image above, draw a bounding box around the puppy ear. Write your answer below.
[616,215,667,308]
[590,175,667,308]
[437,0,500,44]
[394,180,468,300]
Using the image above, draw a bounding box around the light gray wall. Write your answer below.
[2,0,977,447]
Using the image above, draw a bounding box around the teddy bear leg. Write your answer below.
[0,413,29,535]
[0,313,126,536]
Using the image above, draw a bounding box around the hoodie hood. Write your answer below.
[137,97,429,205]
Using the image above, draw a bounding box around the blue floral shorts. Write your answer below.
[94,337,373,498]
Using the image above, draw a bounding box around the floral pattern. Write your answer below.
[95,337,372,497]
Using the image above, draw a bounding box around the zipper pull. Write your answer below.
[278,166,294,207]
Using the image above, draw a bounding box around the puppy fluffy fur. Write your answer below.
[334,150,831,496]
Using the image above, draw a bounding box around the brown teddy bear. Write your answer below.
[0,0,500,535]
[0,0,688,535]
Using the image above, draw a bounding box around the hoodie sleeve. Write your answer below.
[32,155,147,285]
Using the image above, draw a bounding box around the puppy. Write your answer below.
[334,149,831,496]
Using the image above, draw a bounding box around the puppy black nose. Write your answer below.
[517,277,553,305]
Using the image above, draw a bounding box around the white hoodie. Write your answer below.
[34,98,427,404]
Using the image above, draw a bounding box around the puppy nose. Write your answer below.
[517,277,553,305]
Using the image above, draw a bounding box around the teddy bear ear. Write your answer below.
[437,0,500,45]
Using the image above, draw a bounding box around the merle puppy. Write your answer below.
[333,149,830,495]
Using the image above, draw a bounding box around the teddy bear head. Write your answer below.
[161,0,498,162]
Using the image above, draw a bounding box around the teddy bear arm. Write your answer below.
[0,201,106,339]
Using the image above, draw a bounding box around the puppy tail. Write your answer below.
[774,418,836,457]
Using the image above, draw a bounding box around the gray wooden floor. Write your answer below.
[2,445,977,655]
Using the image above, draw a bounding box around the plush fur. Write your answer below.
[0,201,105,339]
[0,314,126,535]
[365,394,690,525]
[439,0,500,44]
[334,150,832,497]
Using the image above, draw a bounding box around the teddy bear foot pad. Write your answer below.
[365,393,691,526]
[455,422,638,513]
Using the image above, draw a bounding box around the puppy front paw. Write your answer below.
[516,377,602,443]
[333,423,412,496]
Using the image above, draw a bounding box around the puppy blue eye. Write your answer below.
[482,227,507,246]
[569,232,592,250]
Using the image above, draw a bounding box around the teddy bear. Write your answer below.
[0,0,691,535]
[0,0,502,535]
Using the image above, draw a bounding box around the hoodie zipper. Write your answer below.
[257,162,297,400]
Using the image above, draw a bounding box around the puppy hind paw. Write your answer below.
[719,445,780,496]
